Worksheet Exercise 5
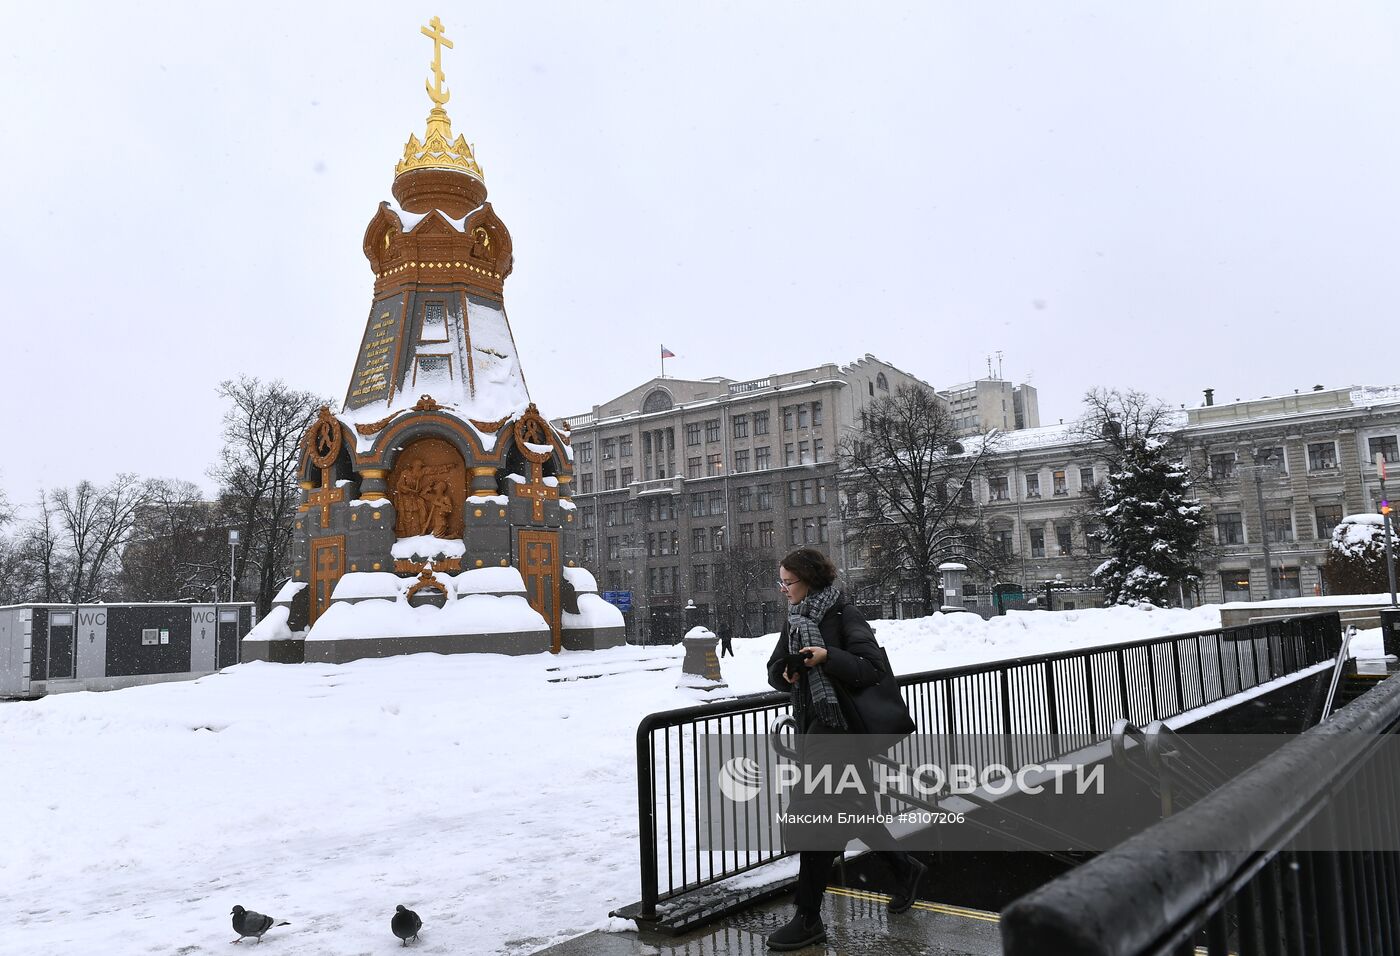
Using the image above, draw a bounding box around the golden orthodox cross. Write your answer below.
[422,16,454,105]
[305,467,346,529]
[515,462,560,522]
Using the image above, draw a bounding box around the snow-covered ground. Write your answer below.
[0,604,1377,954]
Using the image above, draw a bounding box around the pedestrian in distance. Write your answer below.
[763,547,926,951]
[719,623,734,657]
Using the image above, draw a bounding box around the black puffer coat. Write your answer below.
[766,597,887,732]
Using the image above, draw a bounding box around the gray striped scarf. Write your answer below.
[787,585,847,731]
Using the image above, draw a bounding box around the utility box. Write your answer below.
[1379,606,1400,658]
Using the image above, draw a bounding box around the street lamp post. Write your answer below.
[228,529,240,603]
[1249,454,1277,601]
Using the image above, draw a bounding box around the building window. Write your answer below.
[692,528,708,553]
[817,480,827,505]
[693,565,710,592]
[604,504,620,527]
[755,446,772,471]
[687,457,702,479]
[734,449,750,473]
[818,516,829,543]
[1210,453,1237,480]
[1055,525,1072,556]
[812,401,823,426]
[1080,467,1095,491]
[581,538,595,562]
[685,423,702,447]
[784,443,795,467]
[712,527,725,552]
[989,476,1010,501]
[789,518,801,545]
[797,405,810,428]
[993,529,1014,556]
[1025,474,1041,498]
[1216,512,1244,545]
[757,485,773,510]
[1369,435,1400,465]
[1265,508,1294,544]
[601,438,617,460]
[1315,504,1343,540]
[580,474,595,494]
[876,373,889,391]
[1307,442,1337,471]
[708,490,725,514]
[691,493,706,517]
[1053,471,1067,496]
[603,471,618,491]
[783,407,795,431]
[814,438,824,462]
[1029,528,1045,558]
[736,486,753,512]
[607,536,621,561]
[1084,524,1103,556]
[732,414,749,438]
[1256,446,1287,474]
[740,523,755,548]
[705,419,720,443]
[619,436,632,458]
[706,453,722,476]
[620,467,633,486]
[1271,566,1302,599]
[577,442,593,465]
[754,411,770,435]
[759,521,775,548]
[580,506,596,529]
[797,441,810,464]
[1221,572,1250,600]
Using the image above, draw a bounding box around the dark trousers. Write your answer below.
[720,640,733,657]
[795,840,913,915]
[790,717,912,915]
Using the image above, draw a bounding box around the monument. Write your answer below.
[244,18,624,664]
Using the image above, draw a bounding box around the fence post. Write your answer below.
[636,721,659,918]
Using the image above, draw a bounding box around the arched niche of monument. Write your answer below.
[387,436,467,540]
[463,203,513,276]
[501,444,560,482]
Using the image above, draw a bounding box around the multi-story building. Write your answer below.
[968,385,1400,610]
[938,377,1040,436]
[556,355,930,642]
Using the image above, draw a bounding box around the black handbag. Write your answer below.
[835,613,916,750]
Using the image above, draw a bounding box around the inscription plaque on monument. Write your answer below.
[345,293,406,409]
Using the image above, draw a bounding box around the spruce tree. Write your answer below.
[1092,436,1206,606]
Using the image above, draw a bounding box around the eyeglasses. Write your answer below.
[777,579,800,591]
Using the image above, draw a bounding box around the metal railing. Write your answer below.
[631,612,1343,918]
[1001,652,1400,956]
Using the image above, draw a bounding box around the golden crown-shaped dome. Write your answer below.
[395,17,484,182]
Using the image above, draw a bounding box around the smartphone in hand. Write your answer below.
[783,650,814,676]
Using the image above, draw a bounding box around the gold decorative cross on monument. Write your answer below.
[422,16,453,106]
[305,468,346,529]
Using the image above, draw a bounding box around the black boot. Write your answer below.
[887,855,927,914]
[766,908,826,950]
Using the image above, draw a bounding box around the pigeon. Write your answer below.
[230,905,290,944]
[391,904,423,945]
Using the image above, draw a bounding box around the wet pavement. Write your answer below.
[535,883,1002,956]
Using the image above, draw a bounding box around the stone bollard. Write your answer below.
[677,625,728,693]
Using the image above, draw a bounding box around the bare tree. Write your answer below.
[50,475,153,603]
[838,384,1000,615]
[211,376,327,614]
[118,479,227,602]
[711,546,776,639]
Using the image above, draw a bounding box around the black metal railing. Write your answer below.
[631,612,1343,919]
[1000,652,1400,956]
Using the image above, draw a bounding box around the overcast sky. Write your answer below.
[2,1,1395,502]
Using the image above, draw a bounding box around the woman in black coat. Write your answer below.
[762,547,927,951]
